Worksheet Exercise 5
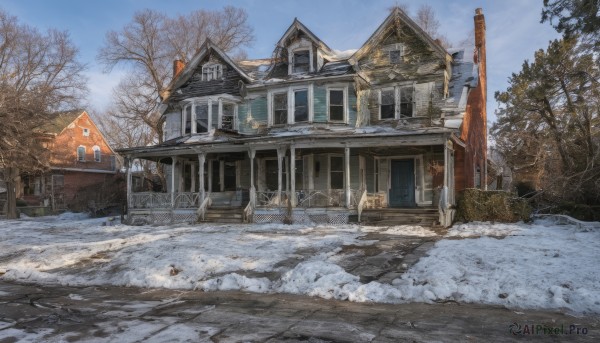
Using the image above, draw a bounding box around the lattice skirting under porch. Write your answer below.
[128,210,197,225]
[254,209,352,224]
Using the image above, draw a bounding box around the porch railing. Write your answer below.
[255,189,362,208]
[130,192,171,209]
[197,192,212,221]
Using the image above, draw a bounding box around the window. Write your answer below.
[380,89,395,119]
[273,93,288,125]
[195,103,209,133]
[93,146,101,162]
[294,90,308,122]
[328,89,344,121]
[399,86,413,117]
[183,105,192,134]
[330,156,344,189]
[77,146,86,162]
[83,128,89,137]
[293,50,310,73]
[221,103,234,130]
[379,87,414,119]
[202,64,222,81]
[387,44,404,64]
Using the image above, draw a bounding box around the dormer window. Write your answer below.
[201,64,222,81]
[293,50,310,73]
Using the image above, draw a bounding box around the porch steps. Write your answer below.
[202,206,244,224]
[359,208,439,226]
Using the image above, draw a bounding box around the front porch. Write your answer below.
[124,138,457,226]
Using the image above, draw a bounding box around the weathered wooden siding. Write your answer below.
[170,52,245,103]
[348,85,358,127]
[313,86,327,122]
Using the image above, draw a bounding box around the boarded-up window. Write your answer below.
[380,89,395,119]
[294,90,308,122]
[222,103,234,130]
[195,103,209,133]
[202,64,222,81]
[329,90,344,121]
[330,156,344,189]
[293,50,310,73]
[77,146,85,162]
[273,93,287,125]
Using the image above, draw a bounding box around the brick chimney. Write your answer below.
[173,60,185,79]
[474,8,486,76]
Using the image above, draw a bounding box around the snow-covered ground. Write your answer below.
[0,213,599,315]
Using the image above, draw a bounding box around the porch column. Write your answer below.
[126,156,132,210]
[277,147,285,206]
[198,153,205,203]
[345,147,351,208]
[171,157,177,208]
[290,146,296,207]
[248,149,256,205]
[219,160,225,192]
[190,163,196,193]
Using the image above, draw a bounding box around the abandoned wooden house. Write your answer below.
[119,8,488,226]
[17,110,120,213]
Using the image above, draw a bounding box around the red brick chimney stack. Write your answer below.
[173,60,185,79]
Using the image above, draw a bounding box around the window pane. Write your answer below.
[330,90,343,105]
[222,103,234,130]
[184,106,192,134]
[329,106,344,121]
[330,156,343,172]
[195,104,208,133]
[400,87,413,117]
[381,90,395,119]
[273,93,287,125]
[294,90,308,122]
[293,50,310,73]
[389,50,401,64]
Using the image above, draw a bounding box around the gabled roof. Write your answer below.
[160,39,253,103]
[38,109,85,135]
[275,18,334,55]
[349,7,448,64]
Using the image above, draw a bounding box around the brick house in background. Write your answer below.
[19,110,120,211]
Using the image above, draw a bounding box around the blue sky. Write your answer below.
[1,0,560,124]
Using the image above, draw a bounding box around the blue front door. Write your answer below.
[389,160,415,207]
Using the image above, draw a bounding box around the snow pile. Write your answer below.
[446,221,525,237]
[395,220,600,314]
[1,216,599,314]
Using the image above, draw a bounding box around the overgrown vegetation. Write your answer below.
[455,189,532,223]
[491,0,599,219]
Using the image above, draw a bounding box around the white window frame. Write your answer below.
[268,89,289,126]
[387,43,404,64]
[83,128,89,137]
[201,63,222,81]
[92,146,101,162]
[378,84,415,120]
[77,146,86,162]
[326,84,349,123]
[289,84,313,124]
[287,39,314,75]
[182,103,193,135]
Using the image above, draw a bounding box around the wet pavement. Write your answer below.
[0,281,598,342]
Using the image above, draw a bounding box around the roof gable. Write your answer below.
[350,8,448,64]
[275,18,333,55]
[161,39,252,103]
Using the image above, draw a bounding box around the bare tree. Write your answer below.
[414,4,451,48]
[0,9,87,218]
[97,6,254,150]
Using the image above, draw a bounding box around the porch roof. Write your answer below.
[117,126,454,159]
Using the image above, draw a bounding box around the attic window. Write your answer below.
[293,50,310,73]
[83,128,90,137]
[201,64,222,81]
[388,44,404,64]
